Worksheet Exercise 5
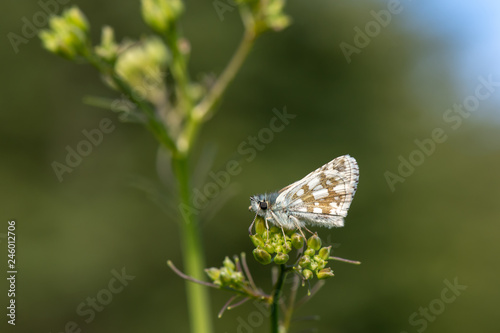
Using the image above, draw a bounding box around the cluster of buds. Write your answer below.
[250,217,335,280]
[250,217,296,265]
[205,256,247,290]
[295,234,335,280]
[39,7,90,60]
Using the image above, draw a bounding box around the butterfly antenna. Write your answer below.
[248,211,259,235]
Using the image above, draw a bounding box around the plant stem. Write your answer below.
[172,155,213,333]
[271,265,288,333]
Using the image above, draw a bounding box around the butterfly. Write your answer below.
[249,155,359,237]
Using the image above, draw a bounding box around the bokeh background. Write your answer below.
[1,0,500,332]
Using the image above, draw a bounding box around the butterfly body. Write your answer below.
[249,155,359,232]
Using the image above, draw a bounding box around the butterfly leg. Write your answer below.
[248,212,258,235]
[268,210,288,241]
[289,215,307,241]
[302,225,315,236]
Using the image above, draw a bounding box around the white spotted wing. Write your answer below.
[275,155,359,228]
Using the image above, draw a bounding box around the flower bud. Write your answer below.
[273,252,289,265]
[318,246,331,260]
[255,217,266,235]
[302,269,313,280]
[231,271,244,284]
[270,226,280,234]
[65,7,89,33]
[283,241,292,253]
[264,243,275,254]
[205,267,220,282]
[304,248,315,257]
[309,261,318,271]
[141,0,183,33]
[219,268,232,285]
[95,26,118,62]
[317,268,335,280]
[39,7,90,60]
[291,233,304,249]
[314,258,326,270]
[249,234,264,248]
[223,256,235,271]
[253,247,272,265]
[307,234,322,251]
[298,256,311,268]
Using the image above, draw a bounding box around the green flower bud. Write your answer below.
[304,248,315,257]
[318,246,331,260]
[291,233,304,249]
[307,234,322,251]
[314,257,326,270]
[317,268,335,280]
[302,269,313,280]
[115,36,169,99]
[95,26,118,63]
[250,234,264,248]
[223,256,235,271]
[39,7,90,60]
[219,268,232,285]
[253,247,272,265]
[270,226,280,234]
[255,217,266,235]
[274,245,284,254]
[264,243,275,254]
[141,0,183,33]
[273,252,289,265]
[205,267,220,282]
[65,7,89,33]
[283,241,292,253]
[231,271,244,284]
[309,261,318,271]
[298,256,311,268]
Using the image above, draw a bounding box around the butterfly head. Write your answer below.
[249,192,278,218]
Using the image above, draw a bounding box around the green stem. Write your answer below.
[172,155,213,333]
[271,265,288,333]
[163,25,192,113]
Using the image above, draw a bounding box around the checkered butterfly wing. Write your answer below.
[275,155,359,227]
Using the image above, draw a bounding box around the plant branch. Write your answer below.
[177,27,256,155]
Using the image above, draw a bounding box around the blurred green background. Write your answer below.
[1,0,500,332]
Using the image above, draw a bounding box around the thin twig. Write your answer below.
[240,252,258,291]
[167,260,218,288]
[227,297,251,310]
[218,295,239,318]
[329,256,361,265]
